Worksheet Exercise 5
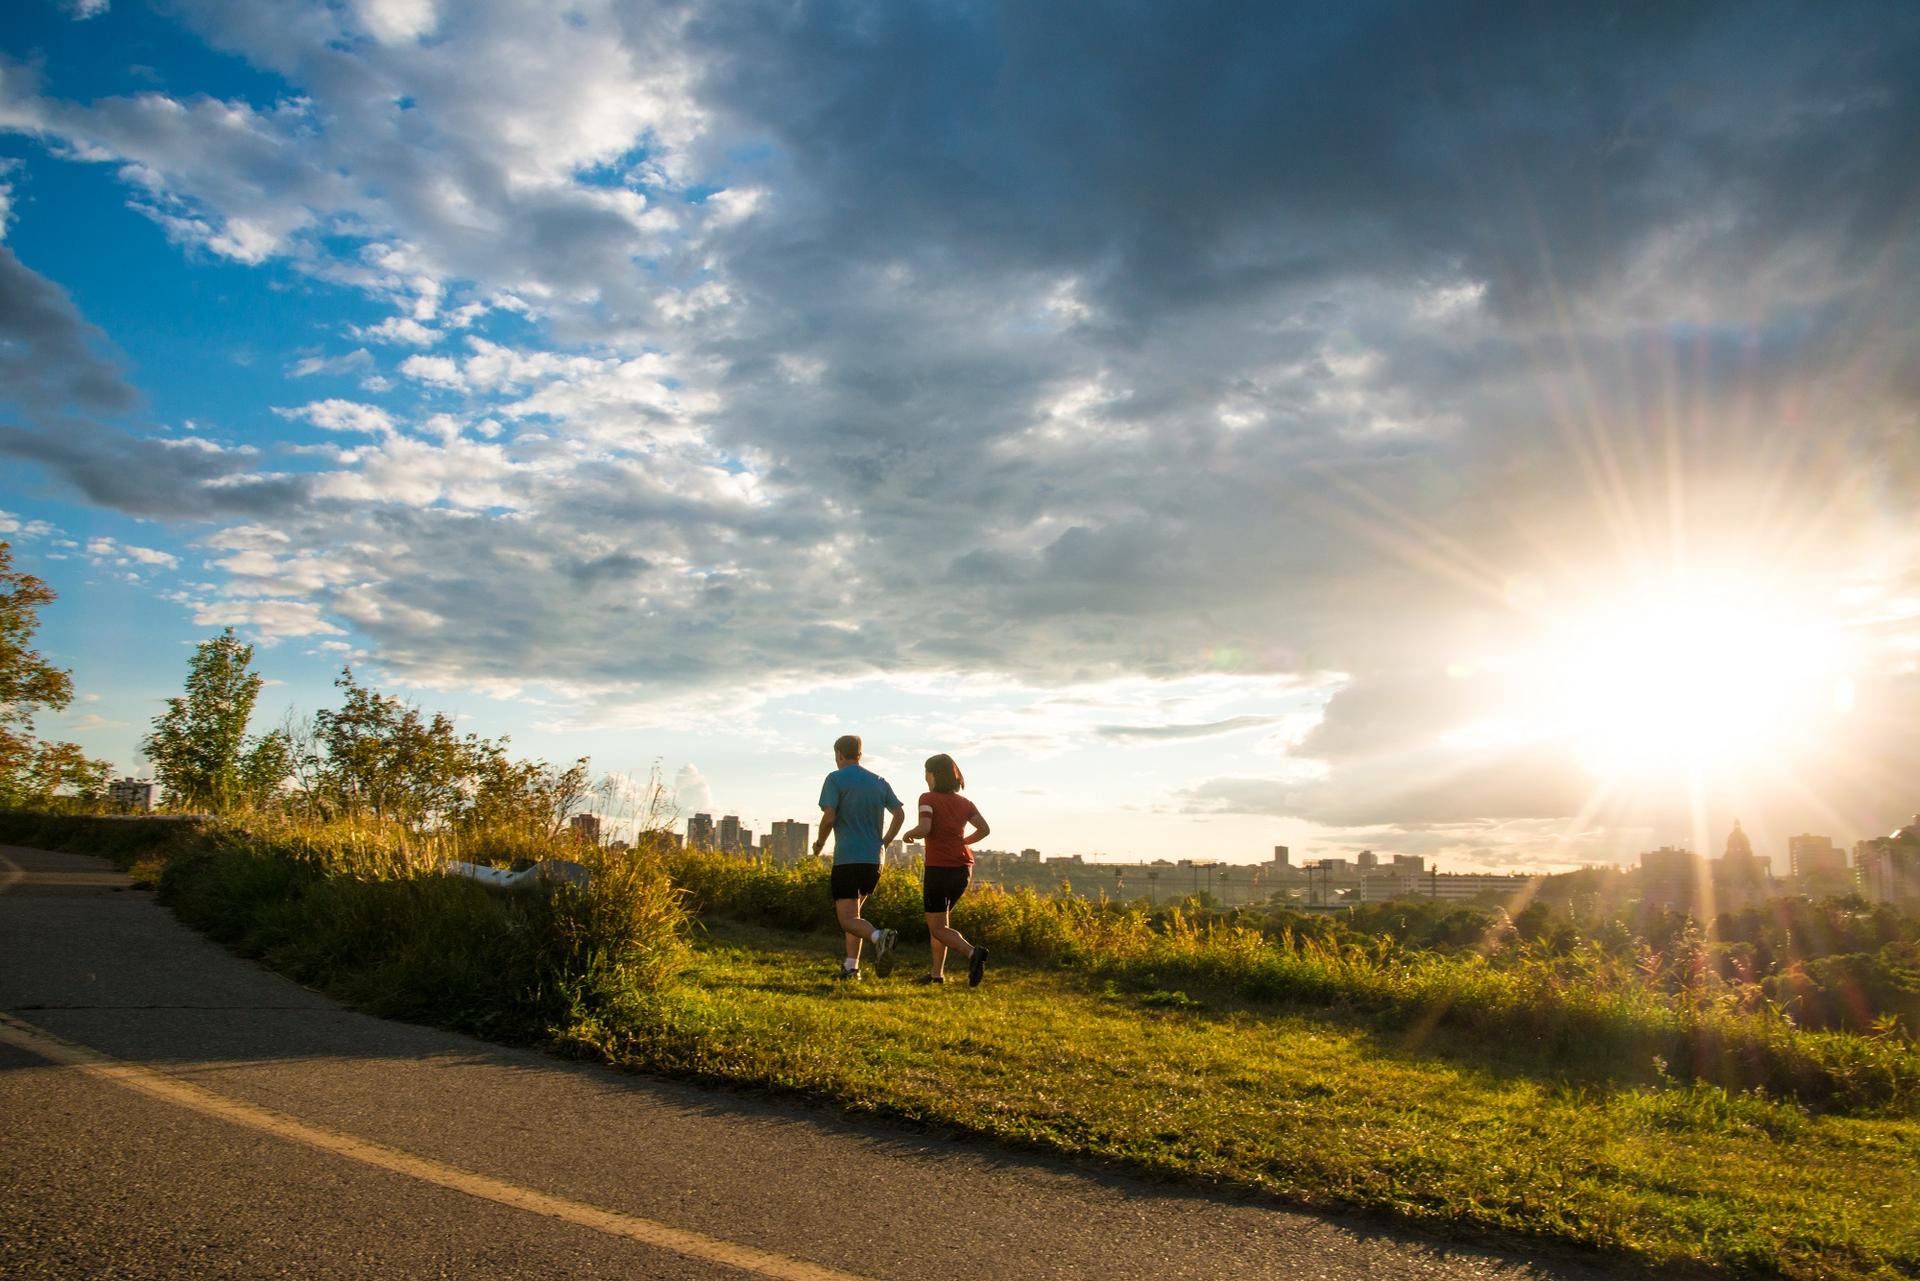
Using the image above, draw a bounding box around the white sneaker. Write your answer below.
[872,928,898,975]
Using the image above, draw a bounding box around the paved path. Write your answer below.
[0,844,1618,1280]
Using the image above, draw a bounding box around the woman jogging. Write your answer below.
[900,753,991,986]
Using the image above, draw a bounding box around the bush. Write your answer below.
[8,810,688,1048]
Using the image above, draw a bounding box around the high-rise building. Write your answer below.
[1639,845,1700,907]
[107,778,156,814]
[1856,815,1920,905]
[769,819,810,863]
[1270,844,1290,866]
[1789,834,1850,896]
[686,813,715,851]
[568,814,602,845]
[717,815,743,853]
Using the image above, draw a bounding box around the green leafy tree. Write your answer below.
[306,668,589,834]
[0,542,112,808]
[312,667,470,824]
[143,627,285,811]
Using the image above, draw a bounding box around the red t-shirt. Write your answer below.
[919,791,980,867]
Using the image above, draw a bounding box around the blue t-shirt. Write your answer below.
[818,764,903,865]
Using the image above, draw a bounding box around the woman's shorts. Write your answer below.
[922,865,971,913]
[829,861,882,902]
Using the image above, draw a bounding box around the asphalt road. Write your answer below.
[0,843,1621,1280]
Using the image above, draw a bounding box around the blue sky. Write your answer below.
[3,1,1918,868]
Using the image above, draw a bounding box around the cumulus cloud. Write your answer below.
[274,399,397,434]
[3,1,1918,848]
[672,762,712,815]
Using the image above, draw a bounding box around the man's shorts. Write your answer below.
[829,861,882,902]
[922,865,971,913]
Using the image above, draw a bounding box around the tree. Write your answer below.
[0,542,111,808]
[143,628,284,811]
[312,667,469,824]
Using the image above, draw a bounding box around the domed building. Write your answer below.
[1711,818,1773,908]
[1856,815,1920,905]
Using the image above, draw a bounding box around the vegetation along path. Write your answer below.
[6,811,1918,1279]
[0,840,1609,1281]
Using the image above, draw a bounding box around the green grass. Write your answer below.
[667,851,1920,1115]
[586,919,1920,1281]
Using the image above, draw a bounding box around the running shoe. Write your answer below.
[872,928,899,976]
[913,973,945,985]
[835,967,863,982]
[968,945,989,987]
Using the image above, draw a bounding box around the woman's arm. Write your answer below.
[901,800,933,843]
[964,813,990,844]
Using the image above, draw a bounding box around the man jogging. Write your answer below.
[814,734,905,979]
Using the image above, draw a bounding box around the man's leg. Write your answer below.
[836,896,870,959]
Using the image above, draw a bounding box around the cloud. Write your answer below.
[1095,715,1296,744]
[3,2,1919,850]
[0,246,138,416]
[672,762,712,816]
[274,399,397,434]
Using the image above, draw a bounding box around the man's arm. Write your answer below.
[813,807,837,856]
[882,803,906,847]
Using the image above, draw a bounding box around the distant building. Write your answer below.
[769,819,810,863]
[1714,820,1773,909]
[1358,871,1541,904]
[1270,844,1290,867]
[1356,849,1379,869]
[1788,834,1851,896]
[1639,845,1701,907]
[1019,848,1041,864]
[107,778,156,814]
[1856,816,1920,905]
[568,814,602,845]
[717,815,743,853]
[686,813,715,851]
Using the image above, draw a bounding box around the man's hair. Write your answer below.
[924,753,965,793]
[833,734,863,761]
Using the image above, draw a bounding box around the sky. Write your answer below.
[2,0,1919,870]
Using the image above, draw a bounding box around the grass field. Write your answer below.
[590,918,1920,1281]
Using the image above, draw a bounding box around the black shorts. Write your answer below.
[922,865,971,913]
[829,862,882,902]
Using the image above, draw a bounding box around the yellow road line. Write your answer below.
[0,1010,867,1281]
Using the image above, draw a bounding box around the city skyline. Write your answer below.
[3,3,1919,868]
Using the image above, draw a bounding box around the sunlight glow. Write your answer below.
[1531,583,1854,781]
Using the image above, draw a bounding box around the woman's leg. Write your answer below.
[925,910,949,975]
[929,915,974,960]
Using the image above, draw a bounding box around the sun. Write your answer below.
[1525,579,1855,783]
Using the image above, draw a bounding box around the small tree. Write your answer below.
[0,542,111,808]
[312,667,469,824]
[143,628,284,812]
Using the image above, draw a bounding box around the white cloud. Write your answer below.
[290,348,375,378]
[673,763,712,816]
[275,399,397,434]
[398,354,462,387]
[84,536,179,570]
[355,315,440,346]
[190,597,346,641]
[63,0,109,19]
[353,0,436,44]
